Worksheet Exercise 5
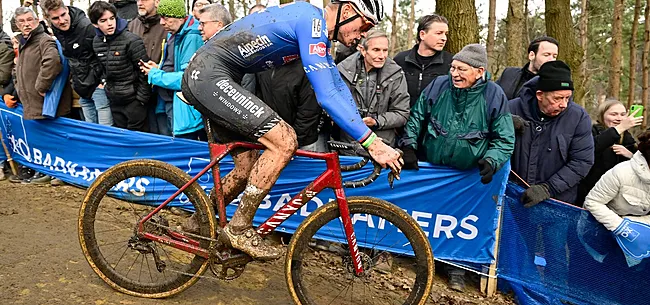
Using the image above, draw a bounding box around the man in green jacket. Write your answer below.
[399,44,515,290]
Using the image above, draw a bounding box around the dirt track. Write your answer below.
[0,181,514,305]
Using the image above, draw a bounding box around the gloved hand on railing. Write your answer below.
[612,218,650,259]
[521,183,551,208]
[478,158,495,184]
[401,147,418,170]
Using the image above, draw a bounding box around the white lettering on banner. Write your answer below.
[29,147,103,182]
[432,214,479,240]
[215,79,266,118]
[412,211,433,237]
[238,35,273,58]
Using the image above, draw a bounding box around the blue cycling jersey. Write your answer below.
[200,2,373,143]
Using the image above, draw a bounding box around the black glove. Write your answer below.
[402,147,419,170]
[521,184,551,208]
[478,158,495,184]
[512,115,530,135]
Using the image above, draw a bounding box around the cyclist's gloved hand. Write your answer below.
[612,218,650,259]
[521,183,551,208]
[402,147,418,170]
[477,158,495,184]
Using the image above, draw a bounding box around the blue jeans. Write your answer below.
[79,88,113,126]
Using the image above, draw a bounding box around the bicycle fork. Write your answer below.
[335,187,365,277]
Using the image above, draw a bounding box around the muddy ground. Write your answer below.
[0,181,514,305]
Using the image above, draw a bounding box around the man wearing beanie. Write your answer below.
[140,0,205,140]
[400,43,515,290]
[509,60,594,284]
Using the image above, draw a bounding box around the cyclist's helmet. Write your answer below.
[333,0,384,25]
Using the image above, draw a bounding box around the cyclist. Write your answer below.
[181,0,402,261]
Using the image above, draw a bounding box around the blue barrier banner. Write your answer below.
[0,104,507,264]
[498,183,650,305]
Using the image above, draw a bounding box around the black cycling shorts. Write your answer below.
[181,51,281,141]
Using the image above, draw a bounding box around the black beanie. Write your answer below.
[537,60,574,92]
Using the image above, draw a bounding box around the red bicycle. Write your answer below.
[78,123,434,305]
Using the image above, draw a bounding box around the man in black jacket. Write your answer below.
[110,0,139,21]
[90,1,150,131]
[393,14,453,109]
[41,0,112,126]
[496,36,558,100]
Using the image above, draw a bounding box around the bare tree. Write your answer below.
[436,0,479,53]
[323,0,330,6]
[280,0,292,4]
[487,0,496,72]
[607,0,624,99]
[229,0,236,20]
[578,0,588,99]
[628,0,643,108]
[389,0,398,57]
[506,0,525,67]
[406,0,415,49]
[642,0,650,128]
[546,0,586,106]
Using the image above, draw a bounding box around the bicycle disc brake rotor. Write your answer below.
[342,251,373,276]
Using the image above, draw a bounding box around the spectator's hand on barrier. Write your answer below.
[512,115,530,135]
[401,146,419,170]
[612,144,634,159]
[3,95,17,108]
[612,218,650,259]
[478,158,495,184]
[521,184,551,208]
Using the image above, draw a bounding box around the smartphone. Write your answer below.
[630,105,644,118]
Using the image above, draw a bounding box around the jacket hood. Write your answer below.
[68,6,87,30]
[516,76,576,122]
[631,151,650,184]
[175,16,200,39]
[95,17,128,38]
[338,51,403,85]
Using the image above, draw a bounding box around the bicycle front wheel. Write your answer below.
[78,159,216,298]
[285,196,434,305]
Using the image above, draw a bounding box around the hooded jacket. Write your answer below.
[509,77,594,203]
[401,74,514,170]
[93,17,150,105]
[128,13,166,64]
[52,6,102,99]
[16,24,72,119]
[584,151,650,231]
[393,44,453,108]
[147,17,204,135]
[337,52,410,146]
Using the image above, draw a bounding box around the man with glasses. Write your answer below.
[139,0,205,140]
[180,0,401,261]
[196,3,231,42]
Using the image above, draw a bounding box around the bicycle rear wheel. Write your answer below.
[78,159,216,298]
[285,196,434,305]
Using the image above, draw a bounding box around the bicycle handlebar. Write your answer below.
[327,141,398,189]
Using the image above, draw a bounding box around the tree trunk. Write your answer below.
[545,0,586,106]
[406,0,415,48]
[487,0,496,72]
[323,0,330,6]
[280,0,293,4]
[436,0,479,54]
[579,0,588,103]
[642,0,650,128]
[0,0,3,31]
[506,0,525,67]
[229,0,236,20]
[628,0,643,108]
[607,0,624,99]
[389,0,398,57]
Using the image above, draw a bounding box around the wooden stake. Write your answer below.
[0,129,18,175]
[481,204,504,297]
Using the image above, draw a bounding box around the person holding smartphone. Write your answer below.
[577,99,643,205]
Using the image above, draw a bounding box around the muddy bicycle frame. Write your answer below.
[134,139,366,275]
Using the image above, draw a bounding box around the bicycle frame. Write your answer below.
[136,141,366,276]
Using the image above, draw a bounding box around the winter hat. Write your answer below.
[158,0,187,18]
[452,44,488,68]
[537,60,574,92]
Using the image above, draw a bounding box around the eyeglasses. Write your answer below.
[349,4,374,32]
[450,65,472,74]
[16,17,36,25]
[199,20,219,28]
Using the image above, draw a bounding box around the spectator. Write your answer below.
[196,3,231,42]
[41,0,112,126]
[0,29,14,91]
[129,0,169,135]
[191,0,213,18]
[334,40,359,65]
[10,0,35,33]
[256,58,325,150]
[577,100,641,205]
[90,1,150,131]
[140,0,205,140]
[400,44,514,291]
[110,0,139,21]
[337,29,409,147]
[14,7,73,184]
[394,14,453,109]
[497,36,559,100]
